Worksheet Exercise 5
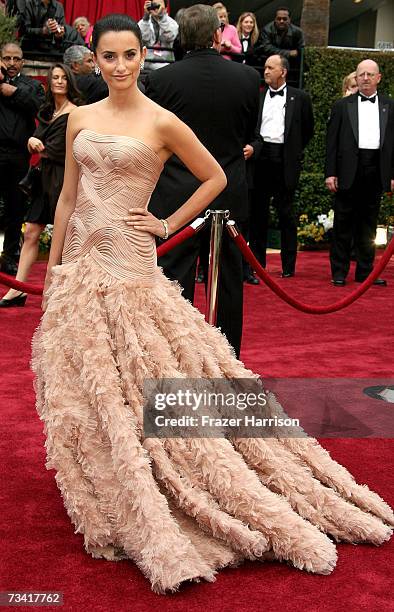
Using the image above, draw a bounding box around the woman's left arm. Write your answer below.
[228,26,242,54]
[128,112,227,238]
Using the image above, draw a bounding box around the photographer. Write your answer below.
[21,0,83,54]
[0,42,45,276]
[138,0,178,71]
[22,0,65,42]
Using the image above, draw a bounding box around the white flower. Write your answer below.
[45,224,54,237]
[317,213,333,232]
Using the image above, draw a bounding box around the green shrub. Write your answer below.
[0,12,17,48]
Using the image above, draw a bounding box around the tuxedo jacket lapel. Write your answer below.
[347,95,358,145]
[379,98,389,148]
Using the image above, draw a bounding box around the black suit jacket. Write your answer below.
[250,85,314,191]
[146,48,260,222]
[75,73,109,105]
[0,73,45,151]
[325,92,394,192]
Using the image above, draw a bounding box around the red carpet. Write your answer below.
[1,251,393,612]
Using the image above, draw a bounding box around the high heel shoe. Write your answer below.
[0,292,27,308]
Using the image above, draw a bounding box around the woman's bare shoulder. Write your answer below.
[70,100,105,119]
[147,98,181,132]
[66,102,106,133]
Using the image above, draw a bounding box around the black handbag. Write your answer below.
[18,164,42,197]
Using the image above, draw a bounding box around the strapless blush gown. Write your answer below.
[32,130,393,593]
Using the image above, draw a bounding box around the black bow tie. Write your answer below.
[270,88,285,98]
[360,94,376,103]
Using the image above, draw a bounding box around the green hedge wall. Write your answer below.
[0,13,17,48]
[293,47,394,225]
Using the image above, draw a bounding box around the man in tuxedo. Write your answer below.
[0,42,45,275]
[325,59,394,286]
[146,4,260,357]
[247,54,314,277]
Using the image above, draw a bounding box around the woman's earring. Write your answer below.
[140,61,145,70]
[94,65,101,76]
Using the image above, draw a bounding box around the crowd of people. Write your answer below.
[0,3,393,316]
[2,1,304,68]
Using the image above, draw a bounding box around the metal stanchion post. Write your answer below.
[205,210,229,325]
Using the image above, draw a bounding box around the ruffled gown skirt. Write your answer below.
[32,256,394,593]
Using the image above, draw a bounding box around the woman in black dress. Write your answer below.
[0,63,81,307]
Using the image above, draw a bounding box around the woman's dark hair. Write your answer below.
[91,13,143,52]
[40,63,83,120]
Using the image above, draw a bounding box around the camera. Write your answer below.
[148,2,161,10]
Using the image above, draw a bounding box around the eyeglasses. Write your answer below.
[2,56,23,62]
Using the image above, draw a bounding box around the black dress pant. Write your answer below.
[249,143,297,274]
[330,150,382,281]
[0,148,29,266]
[158,223,244,358]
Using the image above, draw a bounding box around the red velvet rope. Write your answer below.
[233,232,394,314]
[156,225,196,258]
[0,222,200,296]
[2,220,392,313]
[0,273,43,295]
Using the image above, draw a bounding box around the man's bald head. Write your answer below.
[357,59,380,75]
[356,59,381,97]
[264,53,288,89]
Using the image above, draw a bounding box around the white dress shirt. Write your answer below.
[241,36,250,53]
[260,84,287,144]
[358,94,380,150]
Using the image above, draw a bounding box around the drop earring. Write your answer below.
[140,61,145,70]
[94,65,101,76]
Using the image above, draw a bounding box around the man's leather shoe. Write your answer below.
[244,272,259,285]
[332,279,346,286]
[281,272,294,278]
[373,278,387,286]
[356,278,387,286]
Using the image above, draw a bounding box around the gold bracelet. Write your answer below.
[160,218,169,240]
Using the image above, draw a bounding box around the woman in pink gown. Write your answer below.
[32,13,393,594]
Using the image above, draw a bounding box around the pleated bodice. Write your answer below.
[62,129,164,280]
